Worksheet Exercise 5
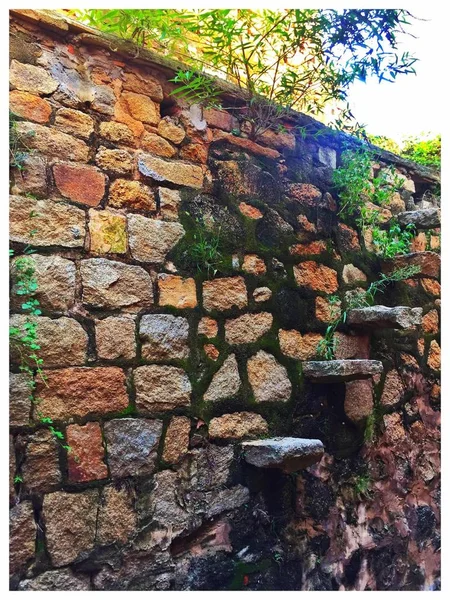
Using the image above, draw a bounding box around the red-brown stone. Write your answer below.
[10,90,52,123]
[53,163,106,207]
[67,422,108,483]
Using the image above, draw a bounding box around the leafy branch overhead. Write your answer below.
[74,9,418,138]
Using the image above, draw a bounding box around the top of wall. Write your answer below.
[10,8,440,185]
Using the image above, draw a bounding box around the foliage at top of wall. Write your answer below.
[369,133,441,170]
[73,9,417,139]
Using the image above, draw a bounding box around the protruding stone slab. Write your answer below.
[241,437,324,473]
[347,305,423,330]
[397,209,440,229]
[303,360,383,383]
[382,251,440,279]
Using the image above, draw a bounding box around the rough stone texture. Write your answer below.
[16,122,89,162]
[204,343,219,360]
[36,367,128,420]
[303,360,383,383]
[10,196,85,247]
[53,162,105,207]
[10,254,76,312]
[204,107,238,131]
[427,340,440,371]
[198,316,218,338]
[10,90,52,123]
[158,274,197,308]
[54,108,94,139]
[348,305,423,330]
[204,354,241,402]
[121,91,160,125]
[289,240,327,256]
[315,296,342,323]
[334,333,370,360]
[293,261,338,293]
[81,258,154,311]
[109,179,155,211]
[225,312,273,345]
[242,437,324,472]
[342,264,367,285]
[209,412,269,440]
[157,187,181,221]
[10,315,88,368]
[162,416,191,464]
[66,422,108,483]
[43,490,98,567]
[96,315,136,361]
[384,251,440,279]
[242,254,266,275]
[203,277,247,312]
[20,429,61,493]
[380,370,404,407]
[128,214,185,263]
[336,223,361,252]
[122,70,163,101]
[11,153,48,197]
[9,501,36,576]
[134,365,191,412]
[344,379,374,424]
[287,183,322,206]
[99,120,135,146]
[139,314,189,361]
[10,373,32,427]
[10,59,58,94]
[104,418,163,478]
[247,351,292,403]
[97,486,137,545]
[420,277,441,296]
[18,569,91,591]
[89,209,127,254]
[279,329,323,360]
[253,286,272,302]
[142,132,176,157]
[422,309,439,334]
[239,202,263,219]
[137,153,203,188]
[96,147,133,176]
[158,118,186,144]
[397,209,440,229]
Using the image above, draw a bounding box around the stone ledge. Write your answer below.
[397,209,440,229]
[241,437,324,473]
[302,359,383,383]
[347,305,423,330]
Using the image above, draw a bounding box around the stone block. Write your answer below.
[10,90,52,123]
[10,59,58,94]
[66,422,108,483]
[108,179,155,211]
[208,412,268,440]
[203,277,247,312]
[134,365,191,412]
[88,209,127,254]
[10,501,36,576]
[162,416,191,464]
[225,312,272,345]
[157,274,197,308]
[53,162,106,207]
[204,354,241,402]
[293,261,338,293]
[21,429,61,493]
[96,316,136,361]
[242,437,324,472]
[128,214,185,263]
[139,314,189,361]
[137,153,203,188]
[54,108,94,139]
[247,351,291,403]
[95,147,133,175]
[303,359,383,383]
[16,122,89,162]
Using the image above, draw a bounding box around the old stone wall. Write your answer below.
[9,10,441,591]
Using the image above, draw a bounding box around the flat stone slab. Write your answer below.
[303,360,383,383]
[347,305,423,330]
[397,208,440,229]
[241,437,324,473]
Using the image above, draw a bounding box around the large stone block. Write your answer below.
[293,261,338,293]
[16,122,89,162]
[383,251,440,279]
[157,274,197,308]
[347,305,423,330]
[66,422,108,483]
[43,490,98,567]
[97,486,137,546]
[88,209,127,255]
[10,315,88,368]
[122,70,163,102]
[134,365,191,412]
[278,329,323,360]
[53,162,106,207]
[10,59,58,94]
[162,416,191,464]
[121,91,160,125]
[242,437,324,472]
[54,108,94,139]
[128,214,185,263]
[10,196,85,248]
[302,359,383,383]
[344,379,374,424]
[11,153,48,197]
[10,90,52,123]
[10,501,36,576]
[208,412,268,440]
[95,316,136,361]
[99,121,135,146]
[204,354,241,402]
[225,312,273,345]
[21,429,61,493]
[95,147,133,176]
[10,372,32,427]
[141,132,176,158]
[139,314,189,361]
[81,258,154,311]
[104,418,163,478]
[36,367,129,420]
[108,179,155,211]
[18,569,91,591]
[137,153,203,188]
[10,254,76,313]
[202,277,247,312]
[247,350,291,403]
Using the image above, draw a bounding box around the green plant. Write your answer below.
[189,221,223,278]
[371,221,416,258]
[316,265,421,359]
[76,9,417,139]
[169,70,223,108]
[401,133,440,169]
[354,473,371,497]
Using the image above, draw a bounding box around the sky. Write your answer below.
[346,7,442,144]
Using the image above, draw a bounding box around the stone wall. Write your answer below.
[9,10,441,591]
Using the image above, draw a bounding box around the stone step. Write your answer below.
[347,305,422,330]
[241,437,324,473]
[302,359,383,383]
[397,208,440,229]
